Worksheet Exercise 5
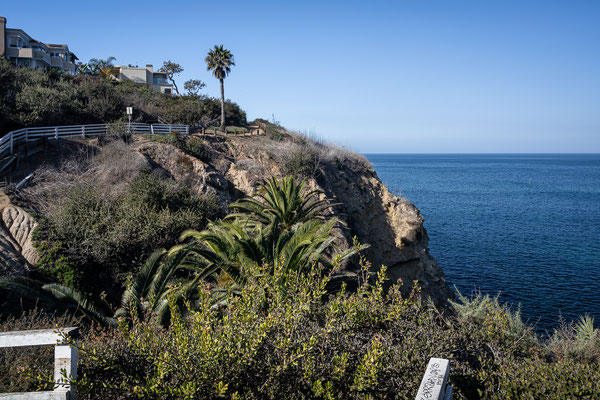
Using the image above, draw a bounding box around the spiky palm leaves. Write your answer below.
[170,176,362,293]
[114,249,201,326]
[0,276,115,326]
[228,176,332,231]
[0,250,197,327]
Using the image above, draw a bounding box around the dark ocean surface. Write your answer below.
[365,154,600,332]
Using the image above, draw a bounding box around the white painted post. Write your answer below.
[25,129,29,142]
[55,127,58,139]
[54,344,77,392]
[81,126,85,138]
[415,358,451,400]
[151,124,155,135]
[185,125,189,135]
[169,125,172,134]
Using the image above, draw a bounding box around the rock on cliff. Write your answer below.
[0,194,39,274]
[135,133,454,306]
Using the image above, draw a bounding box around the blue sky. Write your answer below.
[3,1,599,153]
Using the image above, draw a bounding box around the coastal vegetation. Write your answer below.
[0,58,246,134]
[0,58,599,399]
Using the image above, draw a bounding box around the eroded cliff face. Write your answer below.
[0,133,453,306]
[135,135,454,306]
[0,191,39,274]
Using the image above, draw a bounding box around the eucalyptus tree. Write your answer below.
[205,45,235,131]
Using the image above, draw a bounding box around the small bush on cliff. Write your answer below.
[18,143,223,302]
[33,174,221,297]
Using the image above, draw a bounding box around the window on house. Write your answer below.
[164,88,171,94]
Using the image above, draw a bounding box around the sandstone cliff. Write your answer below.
[135,133,454,306]
[0,132,453,306]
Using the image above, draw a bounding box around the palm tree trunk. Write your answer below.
[220,78,225,132]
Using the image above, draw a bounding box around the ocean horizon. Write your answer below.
[366,153,600,332]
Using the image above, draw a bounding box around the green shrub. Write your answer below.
[33,173,223,300]
[67,262,600,399]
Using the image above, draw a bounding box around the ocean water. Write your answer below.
[366,154,600,332]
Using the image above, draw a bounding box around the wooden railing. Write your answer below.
[415,358,453,400]
[0,123,189,157]
[0,327,79,399]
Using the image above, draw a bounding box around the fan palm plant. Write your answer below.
[88,56,116,79]
[205,45,235,131]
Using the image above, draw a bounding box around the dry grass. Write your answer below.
[19,141,149,214]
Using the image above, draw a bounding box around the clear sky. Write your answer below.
[3,1,599,153]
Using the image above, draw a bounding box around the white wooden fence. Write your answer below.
[0,327,79,399]
[0,123,189,157]
[415,358,453,400]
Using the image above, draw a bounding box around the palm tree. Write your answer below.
[169,176,365,296]
[0,276,115,326]
[205,45,235,132]
[88,56,116,79]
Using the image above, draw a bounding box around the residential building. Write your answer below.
[1,16,78,74]
[111,64,174,95]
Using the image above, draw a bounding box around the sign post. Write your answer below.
[126,107,133,135]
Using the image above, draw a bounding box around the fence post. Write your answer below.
[25,129,29,142]
[185,126,189,135]
[169,125,172,134]
[202,127,205,135]
[82,126,85,138]
[54,343,78,392]
[151,124,154,135]
[55,127,58,139]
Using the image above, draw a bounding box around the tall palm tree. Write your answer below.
[205,45,235,132]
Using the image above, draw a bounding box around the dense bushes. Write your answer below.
[3,268,599,398]
[0,60,246,134]
[15,142,223,302]
[50,264,596,399]
[33,173,221,297]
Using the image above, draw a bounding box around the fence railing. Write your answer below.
[0,123,189,157]
[0,327,79,399]
[414,358,452,400]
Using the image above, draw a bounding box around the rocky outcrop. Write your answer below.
[135,135,454,306]
[0,203,39,274]
[0,134,453,306]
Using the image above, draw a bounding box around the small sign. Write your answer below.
[126,107,133,115]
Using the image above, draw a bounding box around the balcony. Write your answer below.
[6,47,33,58]
[153,77,169,85]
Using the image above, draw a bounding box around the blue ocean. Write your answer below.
[366,154,600,332]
